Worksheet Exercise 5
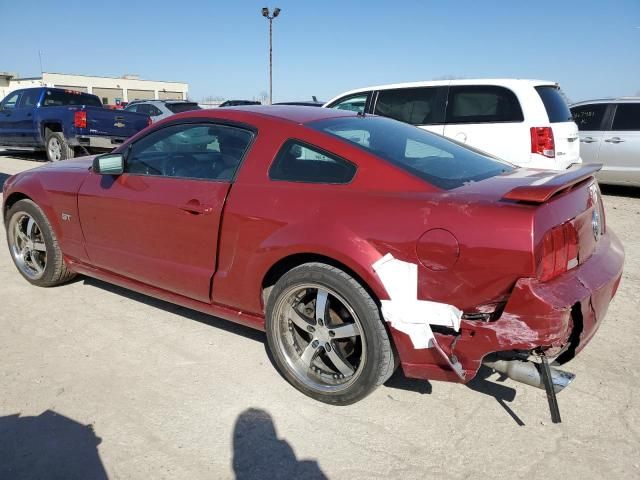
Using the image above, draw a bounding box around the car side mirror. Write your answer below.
[93,153,124,175]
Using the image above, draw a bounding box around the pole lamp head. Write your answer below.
[273,7,281,17]
[262,7,269,17]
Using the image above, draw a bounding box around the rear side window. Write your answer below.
[270,140,356,184]
[42,90,103,108]
[328,93,369,114]
[166,102,202,113]
[446,86,524,123]
[374,87,446,125]
[571,104,608,131]
[19,89,41,108]
[612,104,640,131]
[535,86,573,123]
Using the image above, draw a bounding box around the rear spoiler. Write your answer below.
[502,164,602,203]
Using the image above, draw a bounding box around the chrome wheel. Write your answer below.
[8,213,47,280]
[272,283,366,392]
[47,137,62,161]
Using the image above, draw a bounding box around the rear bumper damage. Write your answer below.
[398,228,625,383]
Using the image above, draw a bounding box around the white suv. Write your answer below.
[324,79,580,170]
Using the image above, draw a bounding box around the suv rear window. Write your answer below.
[446,85,524,124]
[166,102,202,114]
[309,116,513,190]
[535,86,572,123]
[42,90,102,108]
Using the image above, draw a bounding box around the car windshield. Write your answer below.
[166,102,202,113]
[309,115,514,190]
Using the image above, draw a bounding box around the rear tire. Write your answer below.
[265,262,395,405]
[45,130,74,162]
[6,199,76,286]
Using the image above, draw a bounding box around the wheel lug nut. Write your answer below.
[318,319,324,326]
[325,343,332,352]
[329,331,335,337]
[311,340,319,348]
[307,325,315,333]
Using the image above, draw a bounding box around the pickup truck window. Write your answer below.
[1,91,21,110]
[20,89,41,108]
[126,123,253,181]
[42,90,102,108]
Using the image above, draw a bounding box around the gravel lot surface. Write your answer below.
[1,150,638,479]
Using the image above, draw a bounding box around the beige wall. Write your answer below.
[158,91,183,100]
[93,87,124,105]
[127,89,155,101]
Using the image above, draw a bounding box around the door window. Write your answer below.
[571,104,608,131]
[1,91,22,111]
[374,87,446,125]
[446,86,524,123]
[611,104,640,131]
[19,89,41,108]
[328,93,369,114]
[269,140,356,184]
[126,123,253,181]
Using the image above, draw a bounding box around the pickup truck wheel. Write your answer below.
[45,130,74,162]
[266,263,395,405]
[6,199,76,286]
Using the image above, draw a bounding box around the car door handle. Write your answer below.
[580,137,597,143]
[604,137,625,144]
[178,201,213,215]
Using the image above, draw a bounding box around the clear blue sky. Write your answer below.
[1,0,638,103]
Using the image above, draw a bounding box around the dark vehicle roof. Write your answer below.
[219,100,262,107]
[273,101,324,107]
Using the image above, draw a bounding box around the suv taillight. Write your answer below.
[74,110,87,129]
[536,221,578,282]
[531,127,555,158]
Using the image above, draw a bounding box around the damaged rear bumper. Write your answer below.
[399,228,625,383]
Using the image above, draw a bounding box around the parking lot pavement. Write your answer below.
[0,152,638,480]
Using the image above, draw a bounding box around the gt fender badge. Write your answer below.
[62,213,71,222]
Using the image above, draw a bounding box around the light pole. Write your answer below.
[262,7,281,105]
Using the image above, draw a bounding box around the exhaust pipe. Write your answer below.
[483,359,575,393]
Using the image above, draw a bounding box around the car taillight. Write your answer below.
[531,127,555,158]
[74,111,87,129]
[537,221,578,282]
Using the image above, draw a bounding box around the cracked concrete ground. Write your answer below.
[0,151,638,479]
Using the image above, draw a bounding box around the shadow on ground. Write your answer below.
[82,277,266,344]
[600,184,640,199]
[0,410,107,480]
[0,150,47,162]
[233,408,326,479]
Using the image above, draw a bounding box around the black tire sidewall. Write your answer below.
[266,263,390,405]
[6,200,64,286]
[45,131,73,162]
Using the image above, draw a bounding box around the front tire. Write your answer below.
[6,199,76,286]
[266,263,395,405]
[45,130,74,162]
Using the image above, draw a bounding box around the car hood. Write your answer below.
[38,156,96,172]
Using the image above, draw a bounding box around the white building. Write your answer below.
[0,72,188,105]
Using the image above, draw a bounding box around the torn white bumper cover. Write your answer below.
[372,253,462,349]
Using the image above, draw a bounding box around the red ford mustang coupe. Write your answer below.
[2,106,624,415]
